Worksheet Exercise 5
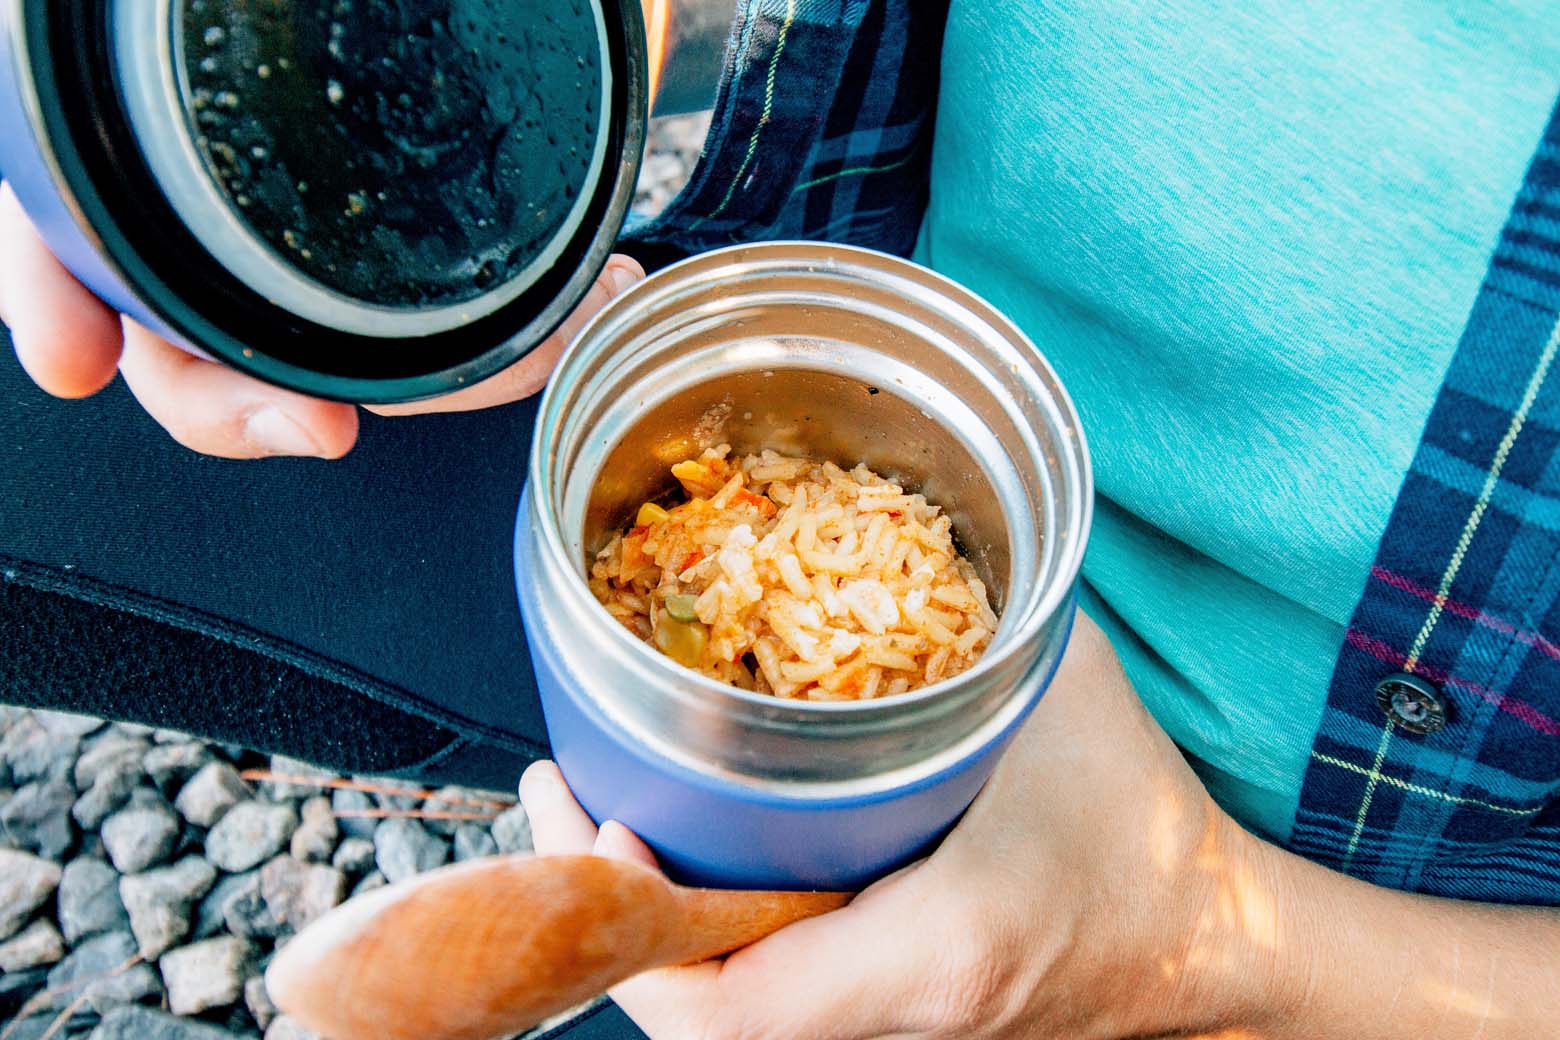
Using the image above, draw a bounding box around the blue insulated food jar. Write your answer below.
[0,0,645,402]
[515,242,1092,890]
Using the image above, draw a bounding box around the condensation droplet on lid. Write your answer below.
[235,194,251,207]
[214,90,239,109]
[202,26,225,47]
[249,145,267,159]
[242,348,254,358]
[326,80,344,105]
[346,191,367,216]
[256,64,271,79]
[199,57,217,73]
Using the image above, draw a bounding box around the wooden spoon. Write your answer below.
[264,854,851,1040]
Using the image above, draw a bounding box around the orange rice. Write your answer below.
[588,445,998,700]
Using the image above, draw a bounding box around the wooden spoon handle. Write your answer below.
[265,854,849,1040]
[669,886,853,964]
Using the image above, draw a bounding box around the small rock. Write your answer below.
[0,849,62,938]
[206,800,298,872]
[143,742,211,796]
[259,856,345,932]
[47,930,161,1013]
[194,871,254,940]
[330,788,377,840]
[0,714,80,786]
[453,824,498,862]
[89,1004,243,1040]
[58,857,130,945]
[174,762,250,828]
[330,837,376,875]
[119,855,216,959]
[34,709,106,740]
[72,764,141,830]
[244,975,278,1029]
[374,818,448,882]
[263,756,336,801]
[289,797,337,862]
[0,919,64,971]
[351,871,386,898]
[101,801,179,873]
[420,786,491,837]
[265,1015,322,1040]
[161,935,253,1015]
[490,805,533,854]
[0,777,75,858]
[197,870,283,940]
[85,961,164,1014]
[74,737,147,791]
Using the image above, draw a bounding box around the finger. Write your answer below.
[117,319,358,459]
[591,819,661,869]
[614,862,939,1040]
[366,255,644,416]
[518,760,601,855]
[0,183,124,397]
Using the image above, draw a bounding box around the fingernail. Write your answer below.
[606,263,640,295]
[519,760,560,797]
[244,407,323,457]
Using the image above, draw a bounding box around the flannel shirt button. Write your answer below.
[1375,673,1447,735]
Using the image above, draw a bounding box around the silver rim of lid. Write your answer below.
[113,0,614,339]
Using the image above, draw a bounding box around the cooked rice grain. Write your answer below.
[588,445,998,700]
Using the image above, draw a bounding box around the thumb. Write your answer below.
[367,254,644,416]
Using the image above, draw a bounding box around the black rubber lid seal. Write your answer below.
[24,0,644,403]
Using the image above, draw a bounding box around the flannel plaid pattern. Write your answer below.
[625,0,946,258]
[1289,99,1560,905]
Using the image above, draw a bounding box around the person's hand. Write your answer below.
[519,613,1295,1040]
[0,182,644,459]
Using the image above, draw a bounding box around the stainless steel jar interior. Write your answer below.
[527,243,1090,791]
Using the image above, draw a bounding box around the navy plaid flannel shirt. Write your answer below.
[642,0,1560,907]
[625,0,946,261]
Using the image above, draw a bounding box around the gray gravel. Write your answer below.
[0,849,62,938]
[374,817,449,883]
[0,918,65,972]
[0,117,699,1039]
[58,857,130,944]
[206,802,298,873]
[176,762,250,828]
[0,705,538,1039]
[162,936,254,1015]
[121,855,218,959]
[101,801,181,874]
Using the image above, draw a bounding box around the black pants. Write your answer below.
[1,323,646,1038]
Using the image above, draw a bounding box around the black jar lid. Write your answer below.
[23,0,645,402]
